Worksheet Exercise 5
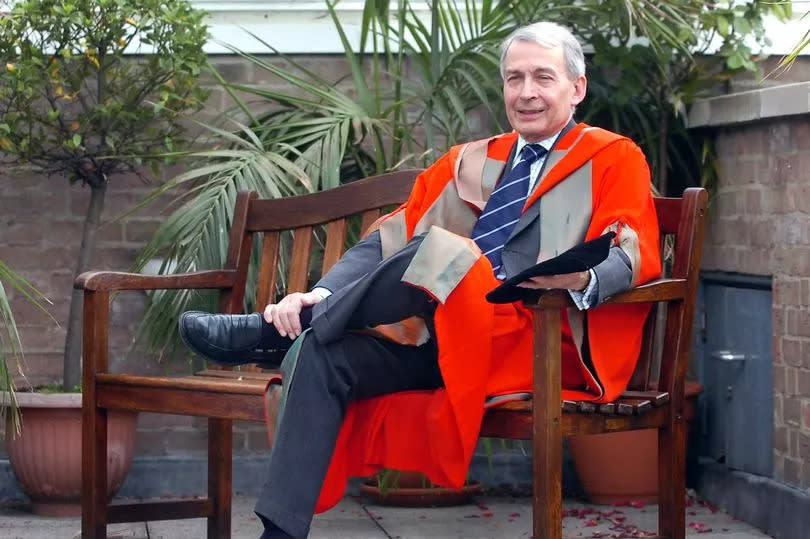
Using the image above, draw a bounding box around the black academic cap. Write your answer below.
[485,231,617,304]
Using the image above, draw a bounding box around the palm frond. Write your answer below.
[0,260,52,435]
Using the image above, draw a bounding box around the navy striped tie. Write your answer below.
[471,143,547,276]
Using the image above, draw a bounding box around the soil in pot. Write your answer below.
[360,470,483,507]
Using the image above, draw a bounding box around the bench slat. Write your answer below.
[288,226,313,293]
[322,219,348,274]
[256,231,281,308]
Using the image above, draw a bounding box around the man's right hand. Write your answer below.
[263,291,325,339]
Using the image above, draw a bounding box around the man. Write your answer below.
[180,21,660,539]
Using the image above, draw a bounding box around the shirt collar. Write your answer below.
[514,131,560,159]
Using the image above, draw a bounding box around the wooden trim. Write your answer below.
[245,171,418,231]
[75,270,237,291]
[96,384,265,422]
[82,290,110,539]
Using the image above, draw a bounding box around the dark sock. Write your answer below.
[259,306,314,349]
[257,514,295,539]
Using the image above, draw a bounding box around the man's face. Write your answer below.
[502,40,586,142]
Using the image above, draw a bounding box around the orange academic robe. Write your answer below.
[311,124,661,512]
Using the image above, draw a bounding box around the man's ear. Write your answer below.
[571,75,587,106]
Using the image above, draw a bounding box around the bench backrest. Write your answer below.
[630,189,707,397]
[217,170,706,394]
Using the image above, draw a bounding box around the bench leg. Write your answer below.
[534,308,562,539]
[658,417,686,538]
[82,404,108,538]
[208,418,233,539]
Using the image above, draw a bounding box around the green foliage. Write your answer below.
[0,260,52,434]
[133,0,787,358]
[0,0,210,185]
[0,0,210,391]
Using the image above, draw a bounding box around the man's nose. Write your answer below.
[519,79,538,99]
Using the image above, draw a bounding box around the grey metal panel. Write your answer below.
[701,277,773,477]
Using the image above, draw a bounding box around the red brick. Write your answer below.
[784,337,804,366]
[791,427,801,457]
[775,393,784,423]
[774,364,787,394]
[794,121,810,151]
[772,155,799,187]
[786,367,798,396]
[774,454,785,481]
[137,412,196,429]
[784,457,802,485]
[785,397,802,427]
[96,221,125,243]
[802,341,810,369]
[799,370,810,396]
[124,219,161,243]
[775,278,802,306]
[775,425,789,453]
[804,401,810,430]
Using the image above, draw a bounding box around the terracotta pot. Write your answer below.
[360,470,483,507]
[568,381,703,505]
[4,392,138,517]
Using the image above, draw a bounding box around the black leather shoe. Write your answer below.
[179,311,298,366]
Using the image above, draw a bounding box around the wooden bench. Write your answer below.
[76,170,706,539]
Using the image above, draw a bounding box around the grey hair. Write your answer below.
[499,21,586,80]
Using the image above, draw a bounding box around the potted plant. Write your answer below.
[360,469,483,507]
[568,381,704,505]
[0,0,208,515]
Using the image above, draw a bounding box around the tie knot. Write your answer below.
[519,143,546,164]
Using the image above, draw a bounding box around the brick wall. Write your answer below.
[701,115,810,488]
[0,55,362,457]
[0,52,495,459]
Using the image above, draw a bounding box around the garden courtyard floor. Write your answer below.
[0,493,771,538]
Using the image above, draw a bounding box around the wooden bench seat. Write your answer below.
[77,169,706,539]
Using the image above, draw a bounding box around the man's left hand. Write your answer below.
[516,271,590,291]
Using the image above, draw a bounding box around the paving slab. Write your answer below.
[0,494,773,538]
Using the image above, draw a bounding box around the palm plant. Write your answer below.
[132,0,787,356]
[0,260,50,434]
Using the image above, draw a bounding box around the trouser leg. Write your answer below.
[309,233,433,343]
[254,331,440,538]
[255,234,439,538]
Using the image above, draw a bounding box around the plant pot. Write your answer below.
[4,392,138,517]
[360,470,483,507]
[568,381,703,505]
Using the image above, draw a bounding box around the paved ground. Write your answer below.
[0,494,771,538]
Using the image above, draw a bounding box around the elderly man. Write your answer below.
[180,20,660,539]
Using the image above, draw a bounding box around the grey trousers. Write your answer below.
[254,236,442,538]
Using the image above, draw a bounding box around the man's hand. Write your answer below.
[516,271,590,291]
[263,291,325,339]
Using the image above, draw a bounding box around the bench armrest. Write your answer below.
[525,278,687,310]
[74,269,237,292]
